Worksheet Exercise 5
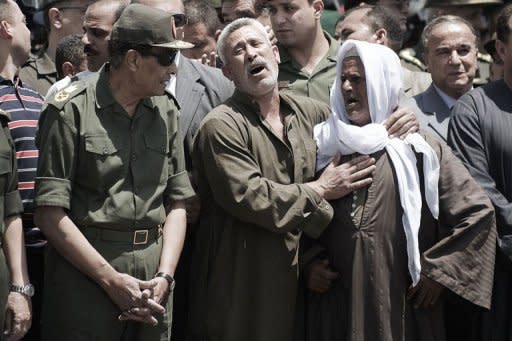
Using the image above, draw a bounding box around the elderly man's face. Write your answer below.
[341,56,370,126]
[425,22,477,99]
[222,24,280,98]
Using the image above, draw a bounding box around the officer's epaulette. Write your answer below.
[477,51,493,63]
[47,82,88,109]
[399,48,427,71]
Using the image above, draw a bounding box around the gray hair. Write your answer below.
[217,17,270,64]
[421,15,479,53]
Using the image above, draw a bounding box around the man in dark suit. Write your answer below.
[413,15,478,141]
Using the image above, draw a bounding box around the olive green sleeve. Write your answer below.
[34,105,78,209]
[195,115,333,237]
[163,108,195,205]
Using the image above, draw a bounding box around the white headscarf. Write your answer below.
[314,40,440,286]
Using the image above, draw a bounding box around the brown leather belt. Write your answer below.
[81,225,163,245]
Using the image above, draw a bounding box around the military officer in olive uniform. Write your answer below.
[0,109,32,341]
[424,0,504,86]
[34,4,195,341]
[19,0,92,95]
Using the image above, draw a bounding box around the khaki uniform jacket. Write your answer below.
[278,33,340,105]
[34,65,194,228]
[188,90,334,341]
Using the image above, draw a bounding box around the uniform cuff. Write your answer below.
[164,170,195,203]
[4,190,23,217]
[34,177,71,209]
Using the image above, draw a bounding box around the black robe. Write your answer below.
[306,134,496,341]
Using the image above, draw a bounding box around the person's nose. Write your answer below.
[247,46,258,62]
[81,32,90,45]
[342,79,352,92]
[273,9,286,26]
[448,50,462,65]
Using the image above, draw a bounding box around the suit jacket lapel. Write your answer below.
[422,85,450,116]
[176,58,204,140]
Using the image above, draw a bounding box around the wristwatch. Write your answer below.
[10,283,35,297]
[154,272,175,291]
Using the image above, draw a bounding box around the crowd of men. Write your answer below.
[0,0,512,340]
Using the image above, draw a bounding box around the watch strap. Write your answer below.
[154,272,175,291]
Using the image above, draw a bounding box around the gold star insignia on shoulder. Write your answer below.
[54,84,78,102]
[54,90,69,102]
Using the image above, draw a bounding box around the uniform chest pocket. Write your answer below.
[83,135,123,186]
[144,133,168,155]
[143,133,169,183]
[85,135,119,156]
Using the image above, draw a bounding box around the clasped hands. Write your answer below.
[105,273,170,326]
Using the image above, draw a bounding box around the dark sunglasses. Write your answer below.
[172,13,188,28]
[146,49,179,67]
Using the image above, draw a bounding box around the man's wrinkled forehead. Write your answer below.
[228,24,266,46]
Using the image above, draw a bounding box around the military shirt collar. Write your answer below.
[34,52,57,76]
[278,31,339,66]
[95,63,155,111]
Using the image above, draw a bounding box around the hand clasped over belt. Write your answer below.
[81,225,163,245]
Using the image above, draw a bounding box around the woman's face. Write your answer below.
[340,56,371,126]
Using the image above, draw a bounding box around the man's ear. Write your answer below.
[61,61,76,77]
[48,7,62,29]
[272,44,281,64]
[125,49,139,71]
[374,28,388,46]
[0,20,12,39]
[312,0,324,19]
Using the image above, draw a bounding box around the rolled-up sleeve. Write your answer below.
[34,105,77,209]
[163,110,195,205]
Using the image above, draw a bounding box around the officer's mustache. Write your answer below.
[84,45,98,56]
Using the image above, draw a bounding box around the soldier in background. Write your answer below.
[19,0,93,95]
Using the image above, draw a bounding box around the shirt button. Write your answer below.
[132,153,137,161]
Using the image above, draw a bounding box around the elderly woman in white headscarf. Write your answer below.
[304,40,496,341]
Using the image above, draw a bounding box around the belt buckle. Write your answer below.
[133,230,149,245]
